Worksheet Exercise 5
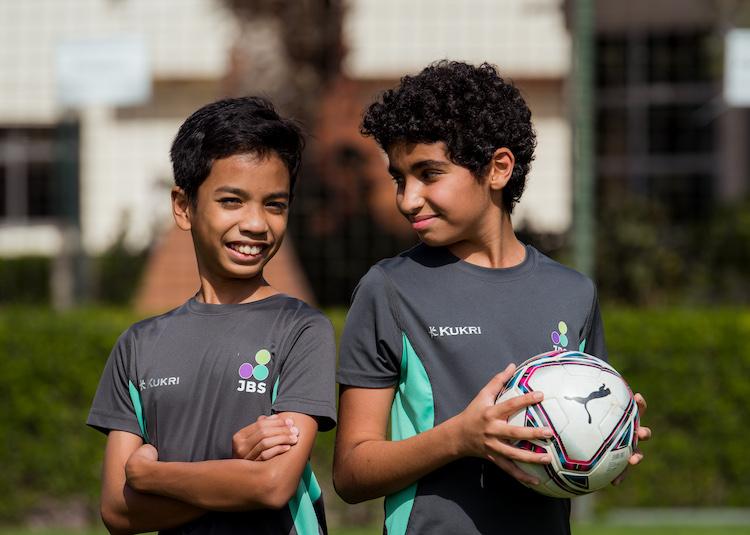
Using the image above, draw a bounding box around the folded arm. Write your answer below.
[125,412,318,511]
[100,431,206,535]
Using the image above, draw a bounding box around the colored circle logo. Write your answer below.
[551,321,569,348]
[253,365,269,381]
[238,362,254,379]
[238,348,273,382]
[255,349,271,365]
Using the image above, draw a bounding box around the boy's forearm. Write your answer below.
[127,457,296,511]
[334,415,464,503]
[101,485,205,535]
[101,431,206,535]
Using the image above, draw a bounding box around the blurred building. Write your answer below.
[341,0,574,235]
[0,0,314,308]
[591,0,750,218]
[296,0,576,304]
[4,0,745,308]
[0,0,574,309]
[0,0,237,255]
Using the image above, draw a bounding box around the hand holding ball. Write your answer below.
[495,351,639,498]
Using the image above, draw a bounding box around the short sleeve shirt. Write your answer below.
[337,244,606,535]
[88,295,337,535]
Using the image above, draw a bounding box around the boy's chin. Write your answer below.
[417,234,454,248]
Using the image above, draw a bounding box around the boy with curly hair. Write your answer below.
[333,61,649,534]
[88,97,336,535]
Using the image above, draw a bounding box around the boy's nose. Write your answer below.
[398,179,424,215]
[238,208,268,235]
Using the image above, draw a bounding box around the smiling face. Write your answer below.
[387,142,509,252]
[172,153,290,287]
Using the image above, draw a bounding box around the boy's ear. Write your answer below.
[487,147,515,192]
[172,187,192,231]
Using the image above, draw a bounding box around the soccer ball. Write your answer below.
[495,350,639,498]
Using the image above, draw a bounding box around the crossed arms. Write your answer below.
[100,412,315,535]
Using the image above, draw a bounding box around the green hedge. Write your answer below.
[0,306,747,523]
[0,258,50,305]
[0,307,137,521]
[596,308,750,509]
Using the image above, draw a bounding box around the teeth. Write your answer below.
[233,244,263,255]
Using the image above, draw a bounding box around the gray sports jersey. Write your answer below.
[88,295,337,535]
[337,244,606,535]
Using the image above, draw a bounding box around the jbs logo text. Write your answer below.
[428,325,483,338]
[236,348,272,395]
[237,380,267,393]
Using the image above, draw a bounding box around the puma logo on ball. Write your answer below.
[565,384,611,424]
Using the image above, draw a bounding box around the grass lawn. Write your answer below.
[3,526,750,535]
[326,527,750,535]
[573,527,750,535]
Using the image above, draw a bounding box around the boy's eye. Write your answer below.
[266,201,289,213]
[219,197,242,206]
[391,175,405,186]
[422,169,441,180]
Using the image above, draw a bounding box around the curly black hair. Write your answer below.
[361,61,536,214]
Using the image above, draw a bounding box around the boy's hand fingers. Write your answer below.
[489,455,541,486]
[245,432,299,460]
[236,416,285,437]
[481,364,516,400]
[233,419,293,458]
[240,417,291,438]
[628,448,644,466]
[256,418,293,433]
[634,393,647,413]
[131,443,159,462]
[256,444,292,461]
[491,422,553,442]
[492,391,543,418]
[491,440,551,465]
[637,425,652,442]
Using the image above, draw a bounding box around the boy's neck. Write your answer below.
[447,211,526,269]
[194,274,279,305]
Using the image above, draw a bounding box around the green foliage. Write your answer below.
[93,233,149,306]
[597,308,750,508]
[596,196,750,306]
[0,232,148,307]
[0,257,50,305]
[0,307,138,521]
[1,306,748,523]
[689,201,750,304]
[596,195,687,306]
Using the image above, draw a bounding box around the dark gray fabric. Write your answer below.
[337,244,606,535]
[88,294,336,535]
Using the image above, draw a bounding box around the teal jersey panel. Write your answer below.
[273,376,323,535]
[127,380,149,443]
[385,333,435,535]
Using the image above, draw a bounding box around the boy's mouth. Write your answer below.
[227,242,266,257]
[410,214,437,231]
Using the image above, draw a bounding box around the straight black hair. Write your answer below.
[170,96,305,203]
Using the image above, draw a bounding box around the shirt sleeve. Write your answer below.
[336,266,402,388]
[272,312,337,432]
[581,287,607,360]
[86,329,144,437]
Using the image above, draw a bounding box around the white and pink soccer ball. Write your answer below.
[495,350,639,498]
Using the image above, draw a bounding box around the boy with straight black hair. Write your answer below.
[333,61,650,535]
[88,96,335,535]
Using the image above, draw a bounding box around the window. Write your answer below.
[596,31,716,220]
[0,127,71,221]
